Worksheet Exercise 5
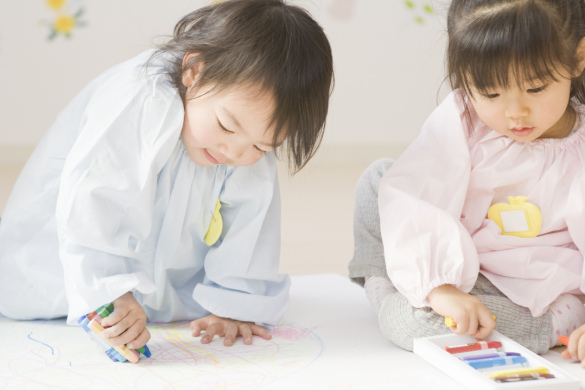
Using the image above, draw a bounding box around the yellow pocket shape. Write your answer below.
[204,198,223,246]
[487,196,542,238]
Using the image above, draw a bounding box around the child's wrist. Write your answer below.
[427,284,456,305]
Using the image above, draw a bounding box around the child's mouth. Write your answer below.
[204,149,220,164]
[511,127,534,137]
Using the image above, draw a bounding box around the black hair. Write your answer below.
[447,0,585,103]
[153,0,334,173]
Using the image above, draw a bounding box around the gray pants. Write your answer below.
[348,159,552,354]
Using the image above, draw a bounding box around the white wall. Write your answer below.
[0,0,449,160]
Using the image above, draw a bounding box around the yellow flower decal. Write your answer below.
[46,0,66,10]
[42,1,86,41]
[54,15,75,34]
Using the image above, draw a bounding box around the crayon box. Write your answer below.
[413,331,579,389]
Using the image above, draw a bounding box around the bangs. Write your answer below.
[450,1,573,95]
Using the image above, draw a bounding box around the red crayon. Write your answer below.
[558,336,569,346]
[442,340,502,354]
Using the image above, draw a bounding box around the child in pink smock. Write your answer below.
[349,0,585,364]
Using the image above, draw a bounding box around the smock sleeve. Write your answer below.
[56,69,184,324]
[378,91,479,307]
[193,153,290,325]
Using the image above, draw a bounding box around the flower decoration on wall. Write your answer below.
[42,0,86,40]
[405,0,434,24]
[327,0,357,21]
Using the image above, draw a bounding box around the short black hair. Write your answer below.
[153,0,334,173]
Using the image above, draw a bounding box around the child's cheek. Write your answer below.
[195,127,217,146]
[183,122,212,147]
[239,155,263,166]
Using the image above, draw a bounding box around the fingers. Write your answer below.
[190,319,208,337]
[189,315,272,346]
[105,317,147,347]
[102,313,133,339]
[473,311,496,339]
[201,322,224,344]
[250,324,272,340]
[578,336,585,363]
[561,349,572,360]
[100,305,128,328]
[224,323,238,346]
[127,328,151,350]
[101,292,135,327]
[240,324,253,345]
[464,313,479,336]
[566,327,585,361]
[448,313,471,335]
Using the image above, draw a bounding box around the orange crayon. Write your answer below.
[558,336,570,346]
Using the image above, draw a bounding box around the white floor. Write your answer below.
[2,274,583,390]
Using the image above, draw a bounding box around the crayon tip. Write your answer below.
[558,336,569,346]
[142,345,151,358]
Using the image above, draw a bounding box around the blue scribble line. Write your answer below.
[28,332,55,355]
[291,322,325,366]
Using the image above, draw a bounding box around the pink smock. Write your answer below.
[378,90,585,316]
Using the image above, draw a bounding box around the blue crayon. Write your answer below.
[137,345,152,358]
[109,348,126,362]
[467,356,528,370]
[104,349,119,362]
[461,352,521,361]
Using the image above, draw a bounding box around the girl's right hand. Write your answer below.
[428,284,496,339]
[100,291,150,350]
[561,324,585,368]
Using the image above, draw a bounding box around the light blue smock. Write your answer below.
[0,50,290,325]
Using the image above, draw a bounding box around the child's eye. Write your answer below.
[254,145,267,154]
[482,93,500,100]
[527,85,547,94]
[217,118,234,134]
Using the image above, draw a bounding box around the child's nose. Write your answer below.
[222,142,247,162]
[504,97,529,119]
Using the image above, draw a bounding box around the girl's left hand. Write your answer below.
[190,314,272,346]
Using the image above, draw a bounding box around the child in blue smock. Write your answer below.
[0,0,333,350]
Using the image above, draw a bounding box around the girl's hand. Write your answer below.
[561,324,585,368]
[100,292,150,350]
[190,314,272,346]
[428,284,496,339]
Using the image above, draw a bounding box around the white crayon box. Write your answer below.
[413,331,579,389]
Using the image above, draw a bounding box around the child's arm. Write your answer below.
[428,284,496,339]
[55,63,184,324]
[190,314,271,346]
[378,91,479,310]
[99,292,150,350]
[561,323,585,368]
[193,154,290,328]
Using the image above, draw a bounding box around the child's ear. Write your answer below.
[574,37,585,77]
[181,52,204,90]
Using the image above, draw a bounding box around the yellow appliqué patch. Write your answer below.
[487,196,542,238]
[204,198,223,246]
